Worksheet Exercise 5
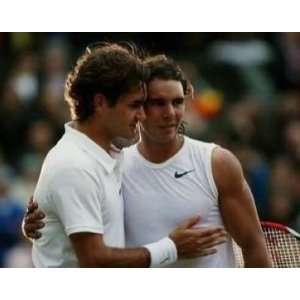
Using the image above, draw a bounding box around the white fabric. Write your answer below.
[32,123,125,267]
[123,136,235,267]
[144,237,177,267]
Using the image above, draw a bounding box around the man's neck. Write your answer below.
[137,134,184,163]
[72,120,112,153]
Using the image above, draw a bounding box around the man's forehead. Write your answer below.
[120,88,145,105]
[147,79,184,98]
[129,82,145,92]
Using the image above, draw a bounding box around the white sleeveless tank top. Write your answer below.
[122,136,235,267]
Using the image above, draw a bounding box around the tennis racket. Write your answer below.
[234,221,300,267]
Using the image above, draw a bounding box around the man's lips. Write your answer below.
[159,124,177,129]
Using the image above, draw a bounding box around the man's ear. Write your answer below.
[94,93,109,113]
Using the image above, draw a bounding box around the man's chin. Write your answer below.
[113,136,137,148]
[117,130,139,143]
[156,133,177,144]
[163,130,177,140]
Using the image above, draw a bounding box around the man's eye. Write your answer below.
[130,101,144,109]
[173,99,184,106]
[130,104,141,109]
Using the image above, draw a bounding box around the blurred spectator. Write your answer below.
[269,191,294,225]
[41,40,68,99]
[279,33,300,89]
[279,91,300,122]
[270,157,294,194]
[9,52,39,104]
[10,33,35,53]
[284,120,300,165]
[232,144,270,219]
[38,86,69,132]
[0,168,24,267]
[227,99,261,145]
[0,82,29,167]
[3,238,33,268]
[9,120,56,206]
[204,33,279,103]
[11,154,42,208]
[24,120,55,158]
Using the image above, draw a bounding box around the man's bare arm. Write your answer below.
[212,147,272,267]
[70,232,150,267]
[70,217,226,268]
[23,201,227,267]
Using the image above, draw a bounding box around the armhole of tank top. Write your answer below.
[206,143,219,205]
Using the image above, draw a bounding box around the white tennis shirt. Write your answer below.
[123,137,235,267]
[32,123,125,267]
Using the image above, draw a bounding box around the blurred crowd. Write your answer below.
[1,33,300,267]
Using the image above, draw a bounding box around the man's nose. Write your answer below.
[136,106,146,121]
[163,104,175,118]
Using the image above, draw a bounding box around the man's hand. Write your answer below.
[169,216,227,258]
[23,197,46,240]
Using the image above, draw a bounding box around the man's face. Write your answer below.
[140,79,185,144]
[103,83,146,140]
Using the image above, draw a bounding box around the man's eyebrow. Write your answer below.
[147,97,184,101]
[137,98,147,103]
[131,98,146,104]
[147,97,164,101]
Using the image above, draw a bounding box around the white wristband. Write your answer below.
[144,237,178,267]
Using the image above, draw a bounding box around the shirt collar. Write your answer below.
[64,122,120,174]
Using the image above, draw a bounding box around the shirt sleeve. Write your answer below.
[49,167,104,236]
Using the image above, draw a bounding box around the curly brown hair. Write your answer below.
[64,42,148,121]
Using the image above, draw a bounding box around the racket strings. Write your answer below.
[233,225,300,267]
[263,226,300,267]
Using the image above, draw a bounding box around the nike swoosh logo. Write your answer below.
[159,256,170,265]
[174,169,195,178]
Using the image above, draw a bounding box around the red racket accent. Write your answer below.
[234,221,300,267]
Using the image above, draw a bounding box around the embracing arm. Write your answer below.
[70,232,150,267]
[23,200,227,267]
[24,164,227,267]
[70,217,227,268]
[22,197,45,240]
[22,200,150,267]
[212,147,272,267]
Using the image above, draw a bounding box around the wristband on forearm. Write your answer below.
[144,237,178,267]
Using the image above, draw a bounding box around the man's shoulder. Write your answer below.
[212,147,240,171]
[211,147,243,191]
[184,137,218,162]
[185,136,216,149]
[46,137,94,169]
[41,139,98,186]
